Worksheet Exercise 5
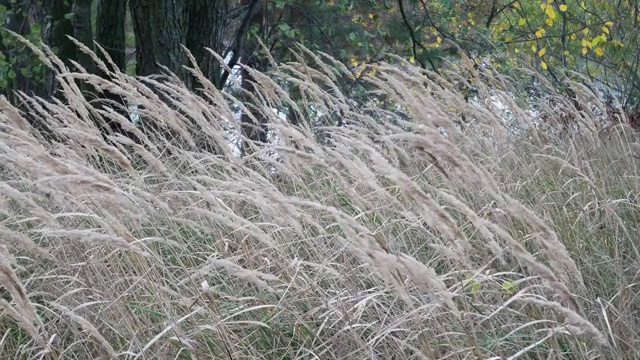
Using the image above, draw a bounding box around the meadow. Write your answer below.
[0,43,638,359]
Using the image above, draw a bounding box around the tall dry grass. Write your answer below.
[0,38,638,359]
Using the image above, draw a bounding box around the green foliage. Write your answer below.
[0,5,46,94]
[3,0,640,111]
[262,0,640,109]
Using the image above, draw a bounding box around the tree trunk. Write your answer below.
[150,0,188,78]
[41,0,77,98]
[129,0,157,76]
[185,0,228,91]
[95,0,138,141]
[131,0,227,85]
[240,52,268,147]
[70,0,94,75]
[96,0,126,72]
[239,0,268,150]
[130,0,187,143]
[129,0,230,152]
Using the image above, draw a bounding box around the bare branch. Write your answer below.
[218,0,261,89]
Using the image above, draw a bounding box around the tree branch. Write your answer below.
[218,0,261,89]
[397,0,438,72]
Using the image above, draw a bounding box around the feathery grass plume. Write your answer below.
[367,249,459,315]
[503,197,585,288]
[341,137,471,265]
[37,229,149,256]
[0,182,59,228]
[0,225,52,260]
[0,37,637,358]
[435,190,505,263]
[0,299,51,355]
[364,60,586,297]
[55,128,134,173]
[515,296,609,346]
[48,301,117,358]
[179,256,280,294]
[0,246,51,353]
[0,96,33,133]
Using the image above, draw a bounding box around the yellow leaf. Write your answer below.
[593,34,606,45]
[540,61,548,70]
[602,26,609,34]
[582,47,588,55]
[546,18,554,26]
[505,36,513,43]
[540,2,547,10]
[436,36,442,44]
[570,33,577,40]
[563,50,569,55]
[465,277,482,293]
[513,1,520,8]
[545,5,556,19]
[368,13,375,19]
[531,44,537,52]
[518,18,526,26]
[559,4,568,11]
[604,21,614,27]
[409,56,415,64]
[538,48,546,57]
[501,280,517,295]
[535,28,545,38]
[515,48,520,53]
[583,28,589,35]
[595,47,604,56]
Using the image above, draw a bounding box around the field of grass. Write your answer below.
[0,44,638,359]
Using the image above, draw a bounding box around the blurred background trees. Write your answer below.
[1,0,639,142]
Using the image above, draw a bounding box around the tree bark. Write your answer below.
[129,0,231,151]
[240,50,268,147]
[239,0,269,150]
[41,0,77,98]
[185,0,228,91]
[96,0,126,72]
[95,0,138,141]
[131,0,228,85]
[129,0,157,76]
[70,0,94,75]
[151,0,188,78]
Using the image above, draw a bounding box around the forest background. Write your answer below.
[0,1,640,359]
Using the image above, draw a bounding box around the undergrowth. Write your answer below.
[0,40,638,359]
